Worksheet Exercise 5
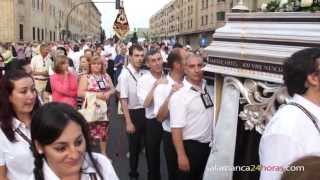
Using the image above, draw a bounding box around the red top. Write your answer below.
[50,72,78,108]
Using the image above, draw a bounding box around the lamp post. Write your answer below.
[65,0,123,41]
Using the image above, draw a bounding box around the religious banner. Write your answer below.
[113,8,130,39]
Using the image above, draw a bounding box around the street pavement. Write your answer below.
[105,96,168,180]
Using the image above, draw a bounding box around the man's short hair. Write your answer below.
[129,44,144,56]
[173,43,183,49]
[39,43,48,51]
[145,48,160,62]
[167,48,183,69]
[84,48,94,56]
[283,47,320,97]
[4,58,30,74]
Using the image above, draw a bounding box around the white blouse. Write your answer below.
[29,153,119,180]
[0,118,34,180]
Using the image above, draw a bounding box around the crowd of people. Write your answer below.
[0,37,320,180]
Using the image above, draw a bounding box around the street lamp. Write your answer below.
[65,0,123,41]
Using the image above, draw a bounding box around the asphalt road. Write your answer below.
[105,96,168,180]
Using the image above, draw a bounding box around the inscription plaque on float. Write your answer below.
[207,56,283,74]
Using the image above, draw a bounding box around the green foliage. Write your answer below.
[265,0,320,12]
[266,0,280,12]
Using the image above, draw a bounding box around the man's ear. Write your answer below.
[145,61,150,68]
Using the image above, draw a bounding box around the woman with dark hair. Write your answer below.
[30,102,118,180]
[0,70,41,179]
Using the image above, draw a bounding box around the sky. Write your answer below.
[94,0,170,38]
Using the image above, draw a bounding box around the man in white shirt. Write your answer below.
[259,47,320,180]
[137,49,166,180]
[68,44,82,72]
[160,42,168,63]
[153,48,186,180]
[116,44,147,180]
[30,43,50,99]
[169,54,213,180]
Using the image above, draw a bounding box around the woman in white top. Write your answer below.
[0,70,41,180]
[30,102,119,180]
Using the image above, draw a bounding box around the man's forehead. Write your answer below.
[186,56,203,65]
[149,52,161,58]
[133,49,144,55]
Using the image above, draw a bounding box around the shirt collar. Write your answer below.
[166,75,175,85]
[12,117,27,130]
[42,154,97,180]
[292,94,320,118]
[43,160,60,180]
[183,78,206,92]
[127,63,138,74]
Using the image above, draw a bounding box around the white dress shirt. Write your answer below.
[29,153,118,180]
[68,51,82,72]
[116,63,147,109]
[30,54,51,80]
[153,75,178,132]
[104,45,117,60]
[259,94,320,180]
[137,71,159,119]
[0,118,34,180]
[169,79,214,143]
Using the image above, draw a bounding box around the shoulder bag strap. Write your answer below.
[125,67,137,82]
[15,128,32,145]
[89,172,98,180]
[288,102,320,135]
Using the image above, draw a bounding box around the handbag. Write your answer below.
[79,92,108,123]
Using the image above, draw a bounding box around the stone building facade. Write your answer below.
[0,0,101,42]
[149,0,267,48]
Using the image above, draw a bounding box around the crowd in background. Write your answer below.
[0,38,211,180]
[2,37,319,180]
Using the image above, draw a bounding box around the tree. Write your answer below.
[131,32,138,44]
[100,28,106,43]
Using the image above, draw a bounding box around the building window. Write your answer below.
[37,0,39,10]
[33,27,36,40]
[41,29,44,41]
[201,16,204,26]
[37,28,40,41]
[206,0,209,8]
[32,0,35,9]
[54,32,56,41]
[211,13,214,24]
[41,0,44,11]
[50,31,52,41]
[205,15,208,25]
[217,11,225,21]
[19,24,24,40]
